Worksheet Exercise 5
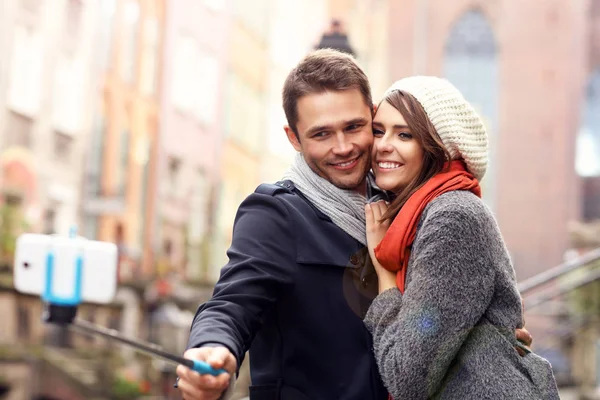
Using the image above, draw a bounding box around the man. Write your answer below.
[177,49,531,400]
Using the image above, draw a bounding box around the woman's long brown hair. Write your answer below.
[379,90,452,222]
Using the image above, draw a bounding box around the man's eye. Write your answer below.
[313,132,327,138]
[346,124,361,131]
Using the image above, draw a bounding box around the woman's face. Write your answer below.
[371,101,424,193]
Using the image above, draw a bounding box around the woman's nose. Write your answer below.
[375,134,393,153]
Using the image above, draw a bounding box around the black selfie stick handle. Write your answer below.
[68,318,195,369]
[43,303,78,324]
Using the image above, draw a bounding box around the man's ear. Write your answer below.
[372,103,378,116]
[284,125,302,152]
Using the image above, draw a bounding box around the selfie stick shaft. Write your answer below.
[69,319,226,376]
[43,226,225,376]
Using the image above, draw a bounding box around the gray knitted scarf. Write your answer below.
[283,153,378,245]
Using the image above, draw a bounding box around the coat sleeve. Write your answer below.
[364,203,496,399]
[187,192,296,368]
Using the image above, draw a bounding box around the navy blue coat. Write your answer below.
[188,181,388,400]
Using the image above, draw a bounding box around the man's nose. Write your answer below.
[332,132,352,155]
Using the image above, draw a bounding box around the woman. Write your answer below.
[364,76,559,399]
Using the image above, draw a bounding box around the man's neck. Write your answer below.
[353,179,367,196]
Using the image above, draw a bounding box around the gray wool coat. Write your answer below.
[364,190,560,400]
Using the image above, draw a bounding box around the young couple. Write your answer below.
[176,49,559,399]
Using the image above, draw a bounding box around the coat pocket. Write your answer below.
[520,352,561,400]
[485,322,561,400]
[249,383,312,400]
[249,383,279,400]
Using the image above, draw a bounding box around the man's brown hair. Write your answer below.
[282,49,373,137]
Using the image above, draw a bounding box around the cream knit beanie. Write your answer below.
[383,76,488,181]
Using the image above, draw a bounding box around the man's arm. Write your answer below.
[187,192,296,367]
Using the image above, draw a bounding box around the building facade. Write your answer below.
[210,0,273,281]
[155,0,231,283]
[0,0,98,240]
[210,1,332,282]
[386,0,587,280]
[81,0,164,281]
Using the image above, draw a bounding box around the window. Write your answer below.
[98,0,117,70]
[203,0,226,12]
[444,9,498,210]
[140,17,159,96]
[592,0,600,18]
[64,0,84,39]
[51,54,85,134]
[4,193,23,207]
[192,54,219,124]
[225,72,263,153]
[7,24,43,117]
[53,132,73,160]
[233,0,270,41]
[43,207,57,234]
[17,304,30,340]
[20,0,41,13]
[188,169,209,242]
[171,36,219,124]
[121,0,140,83]
[167,156,182,195]
[87,112,106,196]
[576,69,600,176]
[116,129,130,196]
[4,110,33,148]
[136,134,151,249]
[83,215,98,240]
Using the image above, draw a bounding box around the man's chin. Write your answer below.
[329,174,365,191]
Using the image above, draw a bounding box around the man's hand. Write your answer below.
[176,346,237,400]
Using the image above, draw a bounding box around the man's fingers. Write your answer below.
[516,328,533,348]
[184,347,211,362]
[177,364,228,400]
[178,377,207,400]
[207,347,237,373]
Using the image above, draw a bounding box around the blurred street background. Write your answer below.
[0,0,599,398]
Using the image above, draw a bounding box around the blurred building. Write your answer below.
[386,0,589,281]
[210,0,274,281]
[261,1,328,184]
[0,0,97,239]
[81,0,164,281]
[336,0,390,99]
[155,0,231,283]
[210,1,331,282]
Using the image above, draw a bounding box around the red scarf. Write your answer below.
[374,160,481,293]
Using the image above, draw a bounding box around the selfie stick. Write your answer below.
[41,227,225,376]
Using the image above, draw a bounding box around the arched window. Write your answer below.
[444,9,499,209]
[576,69,600,177]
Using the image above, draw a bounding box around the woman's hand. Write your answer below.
[365,201,397,293]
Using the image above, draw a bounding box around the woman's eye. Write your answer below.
[373,129,384,137]
[399,132,413,139]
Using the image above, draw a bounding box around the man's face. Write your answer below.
[285,89,373,192]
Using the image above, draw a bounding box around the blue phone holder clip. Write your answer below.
[41,226,84,324]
